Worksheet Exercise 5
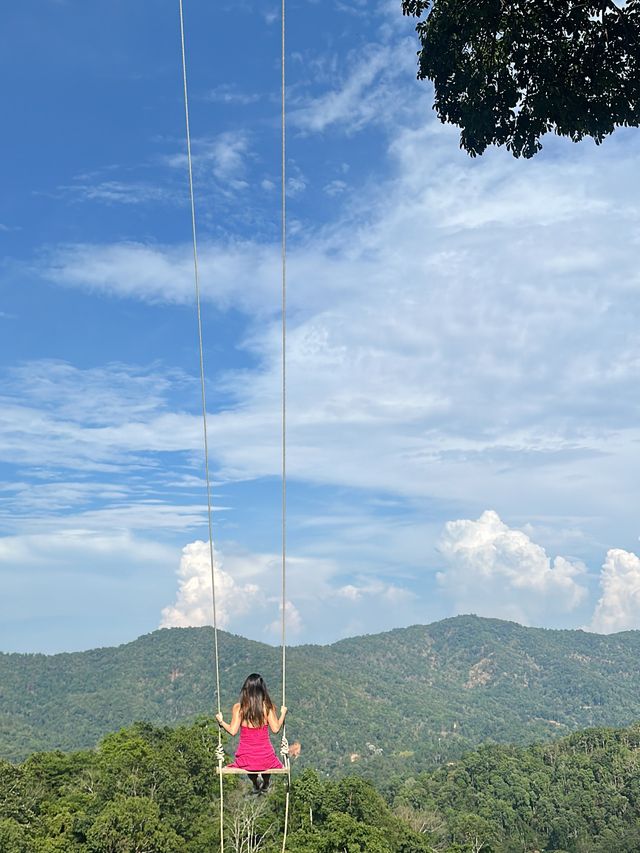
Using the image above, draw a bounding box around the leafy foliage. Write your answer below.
[1,719,640,851]
[402,0,640,157]
[2,615,640,778]
[392,722,640,852]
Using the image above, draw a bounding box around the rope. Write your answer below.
[280,4,291,851]
[280,0,288,723]
[177,2,225,850]
[179,2,290,850]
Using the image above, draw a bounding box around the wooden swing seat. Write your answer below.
[217,766,290,775]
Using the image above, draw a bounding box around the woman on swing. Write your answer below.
[216,673,288,794]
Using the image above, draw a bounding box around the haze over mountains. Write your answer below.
[2,615,639,774]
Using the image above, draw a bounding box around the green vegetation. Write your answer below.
[402,0,640,158]
[1,718,639,851]
[2,615,640,776]
[392,723,640,851]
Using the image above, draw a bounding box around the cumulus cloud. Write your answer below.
[160,540,260,629]
[589,548,640,633]
[160,545,317,636]
[266,599,303,637]
[437,511,588,625]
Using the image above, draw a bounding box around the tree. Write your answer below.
[402,0,640,157]
[225,791,274,853]
[450,812,499,853]
[0,818,31,853]
[85,796,186,853]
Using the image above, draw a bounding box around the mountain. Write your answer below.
[1,614,640,773]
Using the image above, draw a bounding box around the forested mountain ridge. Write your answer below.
[2,614,640,774]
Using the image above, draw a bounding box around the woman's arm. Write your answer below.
[267,705,288,733]
[216,703,242,736]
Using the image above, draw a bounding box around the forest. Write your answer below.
[1,717,639,852]
[3,616,640,776]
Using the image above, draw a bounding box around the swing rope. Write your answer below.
[279,0,292,848]
[178,1,290,850]
[177,2,226,849]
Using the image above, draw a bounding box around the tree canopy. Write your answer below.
[2,718,640,851]
[402,0,640,157]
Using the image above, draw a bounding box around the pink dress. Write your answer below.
[228,724,284,772]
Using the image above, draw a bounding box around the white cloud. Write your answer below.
[337,584,361,601]
[163,131,252,191]
[0,527,172,570]
[42,241,280,310]
[35,122,640,546]
[324,179,347,196]
[209,131,251,186]
[287,176,307,196]
[589,548,640,633]
[159,543,417,643]
[336,579,412,605]
[266,599,303,637]
[206,84,260,105]
[291,40,417,134]
[0,361,204,473]
[28,27,640,598]
[160,540,260,629]
[61,181,173,206]
[436,510,588,624]
[14,0,640,650]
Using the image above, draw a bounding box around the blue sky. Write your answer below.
[1,0,639,654]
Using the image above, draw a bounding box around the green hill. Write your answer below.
[2,615,640,774]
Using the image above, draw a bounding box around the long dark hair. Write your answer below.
[239,673,276,728]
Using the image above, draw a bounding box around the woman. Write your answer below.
[216,673,288,793]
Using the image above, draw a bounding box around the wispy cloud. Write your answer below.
[61,180,175,206]
[0,528,172,570]
[0,360,201,477]
[324,179,347,196]
[290,40,417,135]
[164,131,253,192]
[206,84,261,105]
[9,6,640,648]
[41,240,280,309]
[36,123,640,548]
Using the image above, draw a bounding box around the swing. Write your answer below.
[178,1,292,850]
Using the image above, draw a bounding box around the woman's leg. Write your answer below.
[248,773,261,793]
[260,773,271,792]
